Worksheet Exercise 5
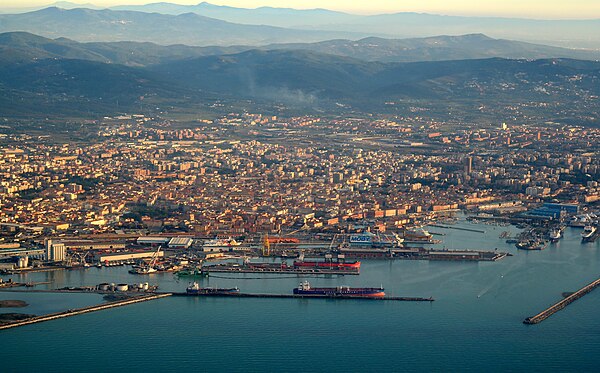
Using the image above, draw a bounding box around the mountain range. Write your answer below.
[1,32,598,127]
[2,32,600,68]
[1,2,598,48]
[0,7,359,46]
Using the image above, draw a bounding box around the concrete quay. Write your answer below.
[171,292,433,302]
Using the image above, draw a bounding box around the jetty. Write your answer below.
[0,293,171,331]
[523,276,600,324]
[202,263,359,275]
[429,224,486,234]
[171,292,433,301]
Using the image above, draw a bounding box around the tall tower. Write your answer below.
[464,156,473,174]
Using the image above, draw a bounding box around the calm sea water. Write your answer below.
[1,220,599,372]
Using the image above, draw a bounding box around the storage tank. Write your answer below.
[110,283,116,291]
[98,283,110,291]
[143,282,149,290]
[116,284,129,292]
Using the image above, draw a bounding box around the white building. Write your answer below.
[45,239,66,262]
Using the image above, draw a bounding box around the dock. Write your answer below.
[523,276,600,325]
[428,224,486,234]
[202,264,359,275]
[0,293,172,331]
[171,292,433,301]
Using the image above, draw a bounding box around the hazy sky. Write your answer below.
[3,0,600,19]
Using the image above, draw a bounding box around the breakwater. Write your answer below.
[0,293,172,331]
[524,276,600,324]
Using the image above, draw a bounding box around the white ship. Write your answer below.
[549,228,562,242]
[203,237,242,248]
[581,225,597,242]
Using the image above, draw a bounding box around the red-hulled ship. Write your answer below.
[293,281,385,298]
[293,260,361,270]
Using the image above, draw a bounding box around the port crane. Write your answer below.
[261,224,309,256]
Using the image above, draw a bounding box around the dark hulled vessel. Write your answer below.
[293,281,385,298]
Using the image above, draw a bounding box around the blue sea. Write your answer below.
[1,220,599,372]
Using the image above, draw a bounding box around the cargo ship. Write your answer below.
[186,282,239,295]
[293,260,361,270]
[293,281,385,298]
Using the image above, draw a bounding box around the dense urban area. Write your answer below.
[0,112,598,272]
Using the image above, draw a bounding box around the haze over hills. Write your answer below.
[0,7,361,46]
[0,3,599,48]
[264,35,600,63]
[1,39,598,127]
[150,49,600,104]
[0,5,597,126]
[110,1,359,28]
[109,2,600,49]
[2,32,600,68]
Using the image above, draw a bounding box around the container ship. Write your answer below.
[293,260,361,270]
[293,281,385,298]
[186,282,239,295]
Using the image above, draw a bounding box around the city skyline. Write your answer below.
[1,0,599,19]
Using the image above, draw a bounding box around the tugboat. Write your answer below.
[185,282,239,295]
[293,281,385,298]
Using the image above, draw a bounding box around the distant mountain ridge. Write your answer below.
[2,32,600,68]
[0,7,361,46]
[0,41,598,127]
[0,4,599,48]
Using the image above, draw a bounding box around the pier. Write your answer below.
[202,264,359,275]
[0,293,172,331]
[171,292,433,302]
[523,276,600,325]
[428,224,486,234]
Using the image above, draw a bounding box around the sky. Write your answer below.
[1,0,600,19]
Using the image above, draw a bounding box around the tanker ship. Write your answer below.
[293,281,385,298]
[293,260,361,270]
[186,282,240,295]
